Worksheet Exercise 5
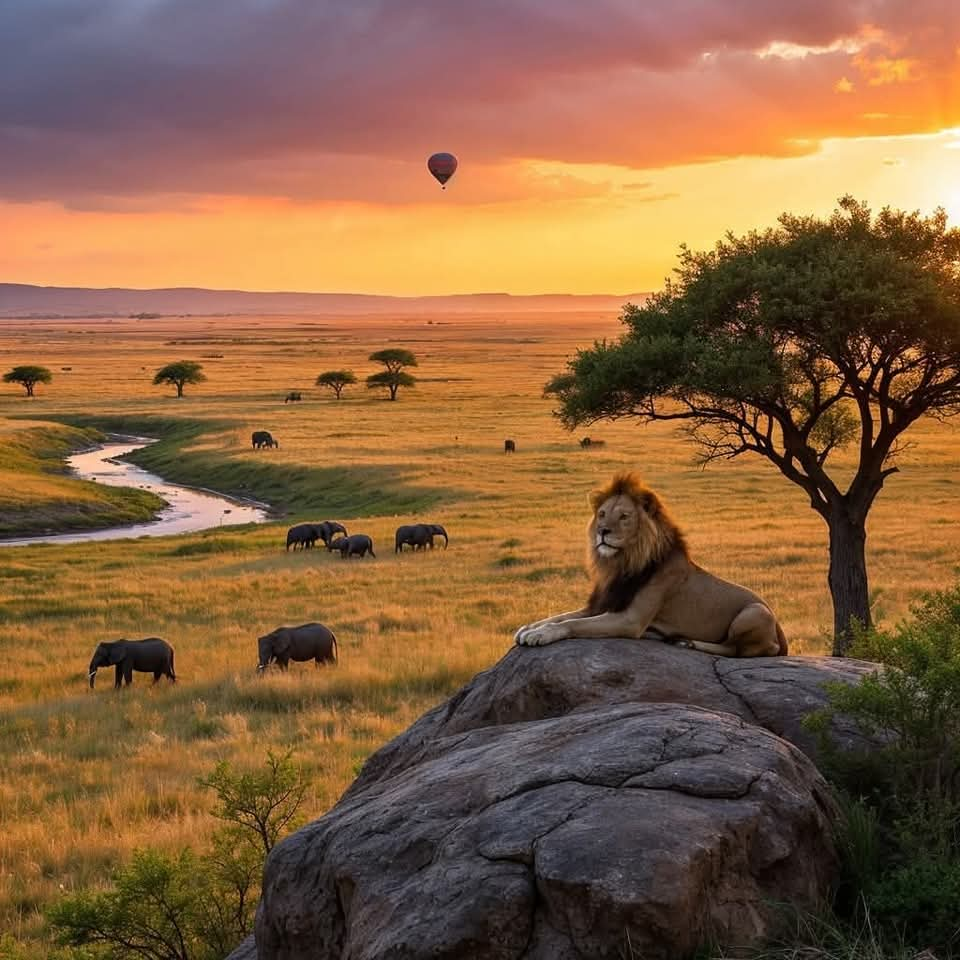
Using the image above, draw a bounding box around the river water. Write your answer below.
[0,438,270,547]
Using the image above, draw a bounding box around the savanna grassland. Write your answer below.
[0,311,958,955]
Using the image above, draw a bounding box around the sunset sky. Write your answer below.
[2,0,959,295]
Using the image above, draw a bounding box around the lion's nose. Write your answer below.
[599,527,611,537]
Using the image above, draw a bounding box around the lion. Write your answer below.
[514,472,788,657]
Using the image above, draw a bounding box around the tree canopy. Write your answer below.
[366,370,416,401]
[369,348,417,373]
[546,197,960,653]
[367,349,418,400]
[3,364,52,397]
[315,369,357,399]
[153,360,207,398]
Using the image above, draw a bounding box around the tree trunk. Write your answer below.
[388,385,398,400]
[176,382,184,397]
[25,382,34,397]
[827,510,871,656]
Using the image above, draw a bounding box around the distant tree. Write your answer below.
[367,349,418,400]
[366,370,417,401]
[3,364,52,397]
[369,348,418,374]
[546,197,960,655]
[315,369,357,400]
[153,360,206,398]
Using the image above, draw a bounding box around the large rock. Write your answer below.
[248,641,875,960]
[257,703,837,959]
[348,640,876,798]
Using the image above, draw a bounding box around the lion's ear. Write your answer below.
[637,490,660,515]
[588,489,606,512]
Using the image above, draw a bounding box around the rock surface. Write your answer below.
[246,641,875,960]
[348,640,876,798]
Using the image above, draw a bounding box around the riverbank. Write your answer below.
[0,420,167,537]
[0,437,270,546]
[54,413,450,518]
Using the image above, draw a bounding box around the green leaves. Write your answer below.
[368,348,418,373]
[198,750,306,857]
[3,365,53,396]
[315,369,357,398]
[152,362,206,398]
[48,752,309,960]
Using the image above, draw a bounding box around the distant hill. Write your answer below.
[0,284,648,318]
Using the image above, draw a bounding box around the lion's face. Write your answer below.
[591,493,640,559]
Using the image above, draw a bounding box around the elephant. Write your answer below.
[395,523,431,552]
[313,520,347,548]
[257,622,338,672]
[395,523,447,552]
[330,534,376,559]
[286,523,319,550]
[88,638,176,689]
[504,438,516,453]
[579,436,606,449]
[284,391,302,403]
[252,430,278,450]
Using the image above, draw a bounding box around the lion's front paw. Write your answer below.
[671,637,695,650]
[516,623,567,647]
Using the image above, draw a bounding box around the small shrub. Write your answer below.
[807,582,960,955]
[47,752,308,960]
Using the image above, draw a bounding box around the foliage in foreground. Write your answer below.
[807,583,960,956]
[47,751,307,960]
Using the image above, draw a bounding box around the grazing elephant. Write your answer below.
[579,436,606,449]
[395,523,448,552]
[252,430,278,450]
[331,534,376,559]
[286,523,318,550]
[257,622,338,672]
[395,523,432,553]
[504,438,516,453]
[88,638,176,689]
[284,391,302,403]
[313,520,347,548]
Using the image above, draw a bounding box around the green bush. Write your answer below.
[808,583,960,955]
[47,751,307,960]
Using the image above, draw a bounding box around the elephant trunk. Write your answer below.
[88,668,97,688]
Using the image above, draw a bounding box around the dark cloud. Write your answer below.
[0,0,957,203]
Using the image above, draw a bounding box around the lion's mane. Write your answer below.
[585,472,688,616]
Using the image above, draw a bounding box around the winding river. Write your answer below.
[0,437,270,547]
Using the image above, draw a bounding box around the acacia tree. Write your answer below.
[153,360,206,398]
[367,348,417,401]
[546,198,960,655]
[3,364,52,396]
[315,369,357,399]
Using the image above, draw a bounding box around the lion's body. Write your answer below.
[515,472,787,657]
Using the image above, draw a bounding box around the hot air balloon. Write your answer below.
[427,152,457,189]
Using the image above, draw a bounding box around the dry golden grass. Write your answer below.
[0,311,958,954]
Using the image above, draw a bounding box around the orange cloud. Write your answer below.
[0,1,958,208]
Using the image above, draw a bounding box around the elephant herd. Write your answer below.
[284,520,449,557]
[88,622,339,690]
